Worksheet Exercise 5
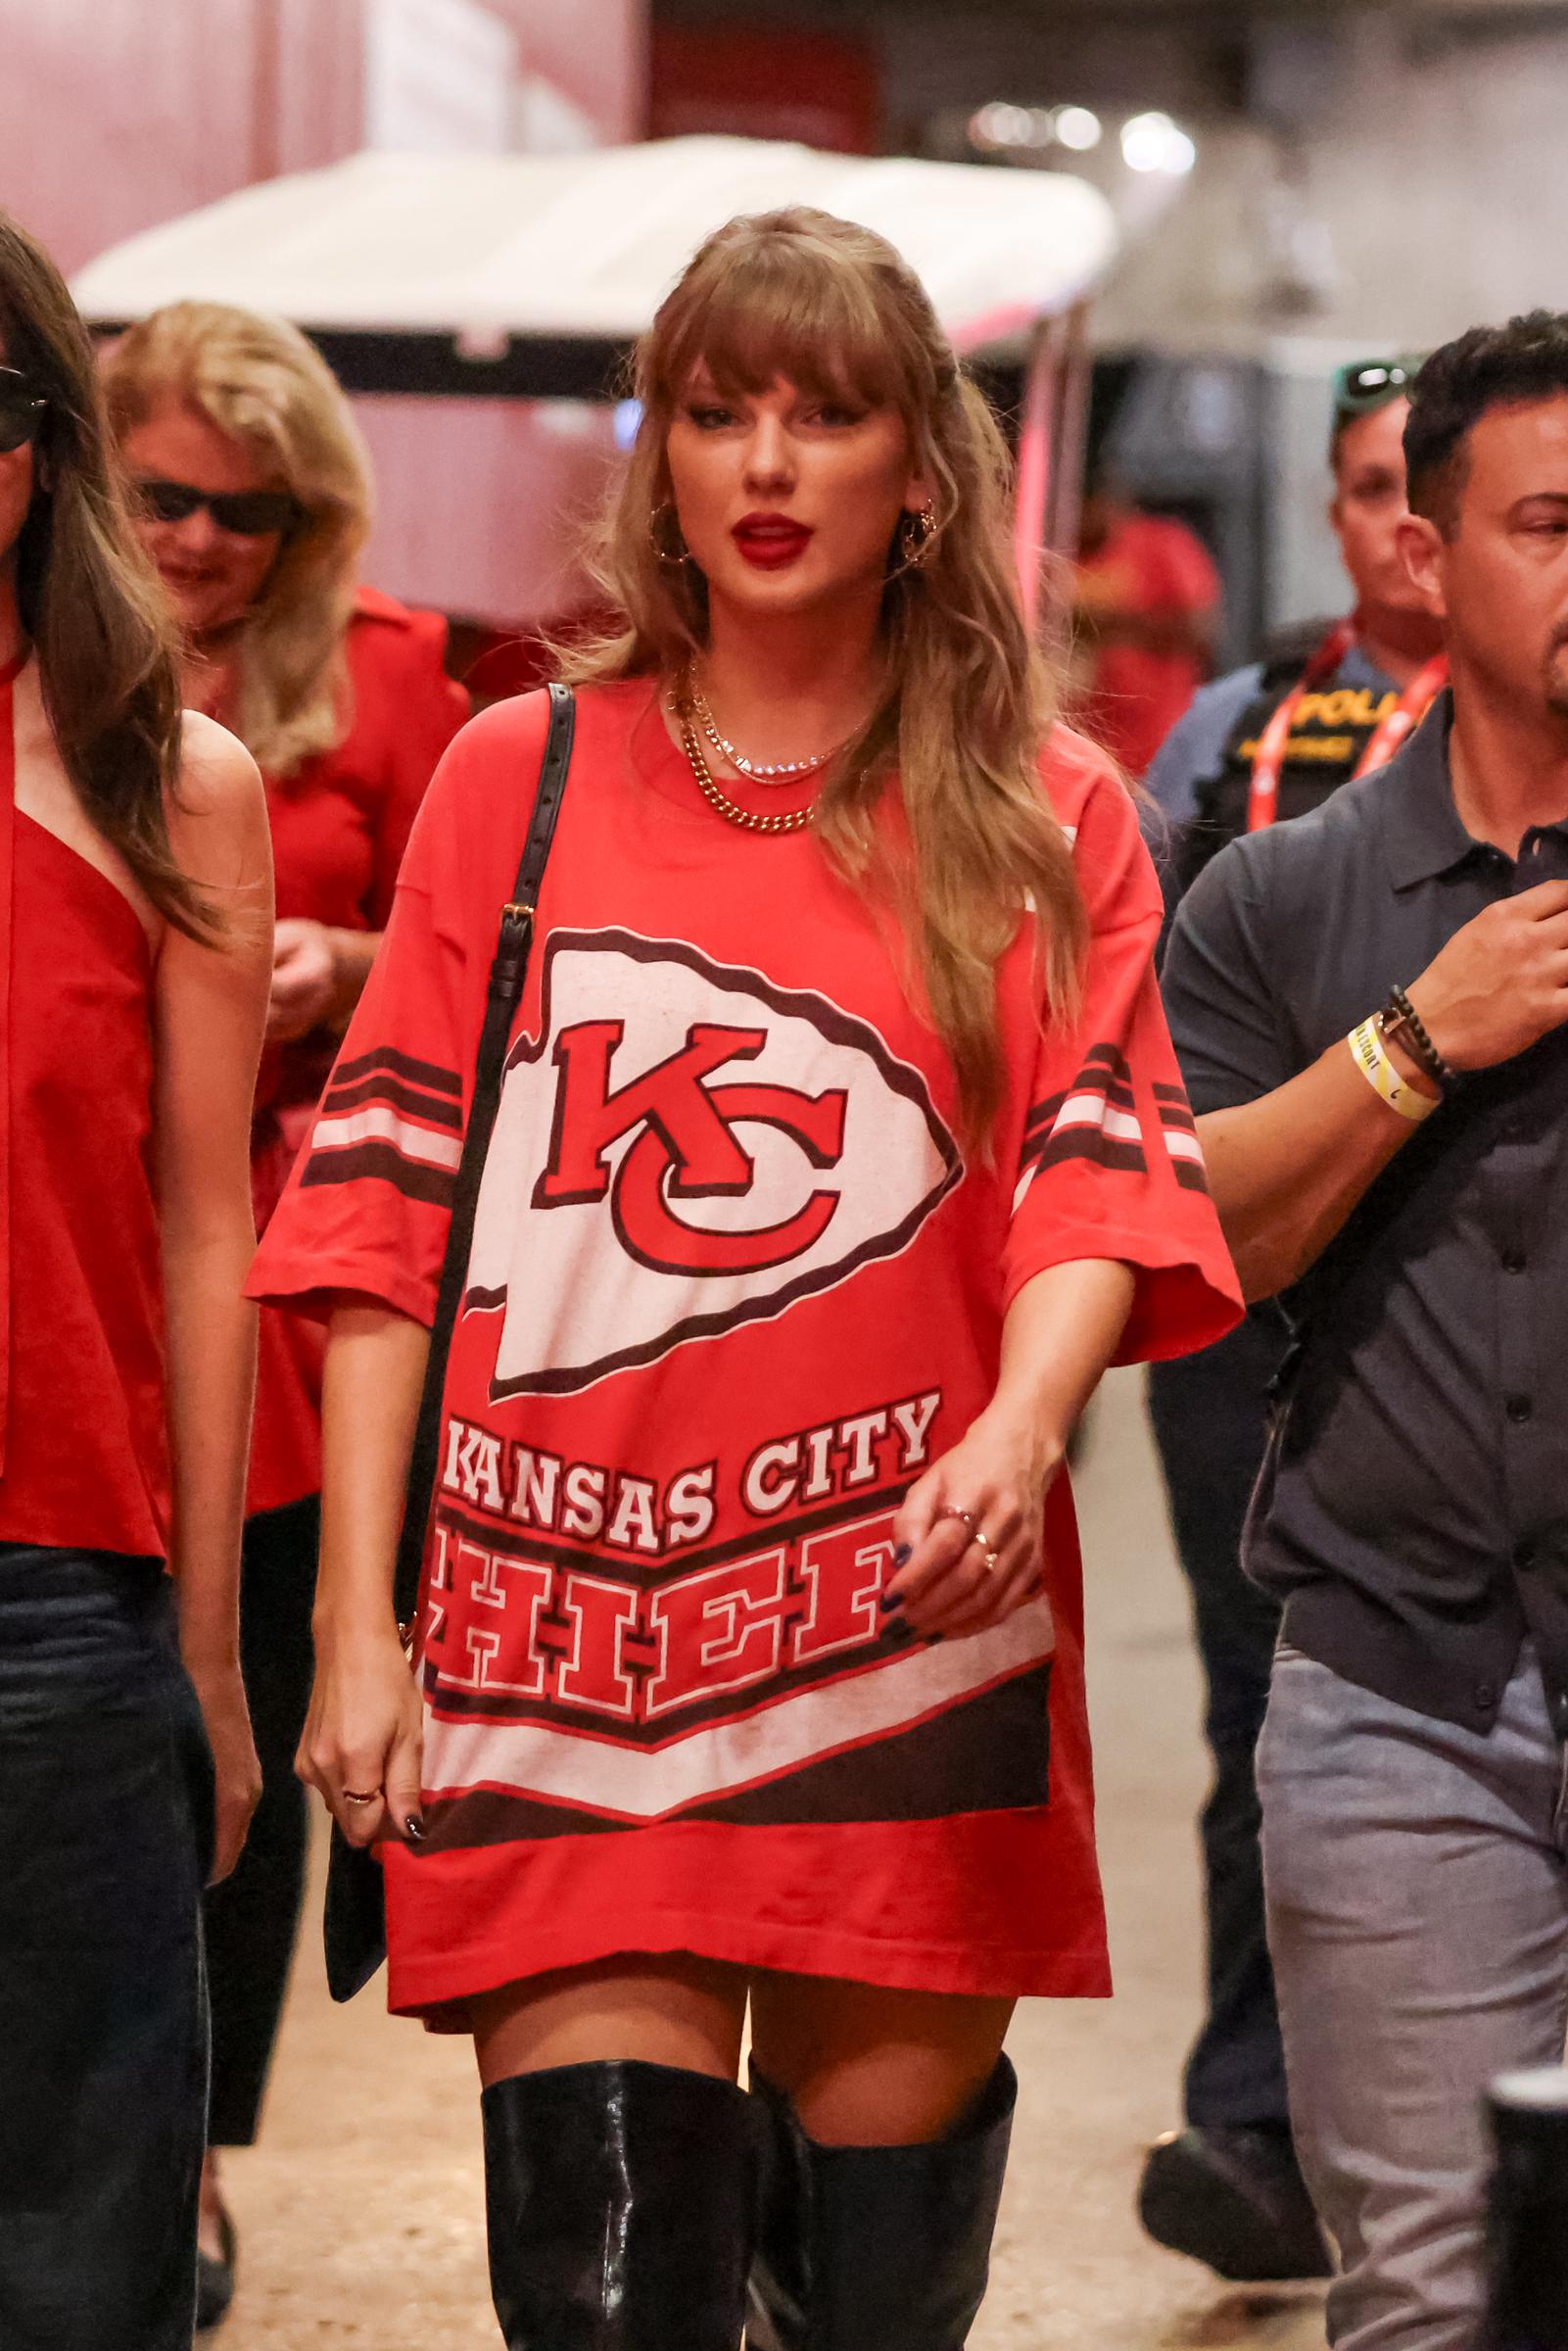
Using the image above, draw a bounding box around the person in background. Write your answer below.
[1134,359,1448,2282]
[1071,469,1220,780]
[1164,311,1568,2351]
[102,301,467,2332]
[0,215,270,2351]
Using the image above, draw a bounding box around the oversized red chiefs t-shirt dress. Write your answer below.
[250,681,1240,2020]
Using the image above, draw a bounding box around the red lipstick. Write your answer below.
[733,512,814,570]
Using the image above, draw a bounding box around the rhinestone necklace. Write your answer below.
[685,668,850,784]
[675,704,818,835]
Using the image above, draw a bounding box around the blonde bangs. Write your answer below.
[650,236,909,418]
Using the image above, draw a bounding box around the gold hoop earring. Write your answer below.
[896,499,937,574]
[649,503,691,568]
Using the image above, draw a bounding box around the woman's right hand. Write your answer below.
[297,1623,425,1847]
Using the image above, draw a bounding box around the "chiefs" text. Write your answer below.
[428,1506,905,1721]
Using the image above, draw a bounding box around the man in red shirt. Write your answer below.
[1073,481,1221,777]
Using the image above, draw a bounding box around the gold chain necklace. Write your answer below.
[675,704,818,835]
[688,675,845,783]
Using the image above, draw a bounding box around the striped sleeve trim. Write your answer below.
[301,1141,455,1210]
[330,1045,461,1098]
[311,1105,461,1171]
[1015,1043,1148,1206]
[301,1045,465,1208]
[1153,1083,1211,1194]
[319,1071,463,1129]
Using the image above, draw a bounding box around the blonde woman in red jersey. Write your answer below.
[0,217,271,2349]
[252,210,1240,2348]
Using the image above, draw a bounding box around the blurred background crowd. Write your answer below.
[13,0,1568,719]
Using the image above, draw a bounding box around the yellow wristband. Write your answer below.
[1348,1019,1438,1125]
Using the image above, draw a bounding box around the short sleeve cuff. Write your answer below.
[1001,1218,1243,1366]
[246,1246,438,1332]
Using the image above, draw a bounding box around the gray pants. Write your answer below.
[1258,1643,1568,2351]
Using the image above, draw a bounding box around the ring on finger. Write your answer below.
[942,1507,1002,1576]
[342,1789,381,1806]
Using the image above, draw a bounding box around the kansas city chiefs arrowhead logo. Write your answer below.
[464,929,963,1397]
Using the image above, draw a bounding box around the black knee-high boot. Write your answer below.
[746,2057,1017,2351]
[480,2059,761,2350]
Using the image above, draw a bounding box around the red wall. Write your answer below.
[649,20,879,154]
[0,0,647,629]
[0,0,646,272]
[0,0,264,274]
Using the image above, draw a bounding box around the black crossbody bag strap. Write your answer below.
[323,686,575,2004]
[393,681,576,1635]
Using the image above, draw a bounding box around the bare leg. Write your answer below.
[470,1953,749,2088]
[749,1972,1014,2143]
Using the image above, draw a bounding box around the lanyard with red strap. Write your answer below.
[1246,622,1449,833]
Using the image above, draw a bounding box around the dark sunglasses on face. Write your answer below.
[132,476,303,538]
[1333,355,1426,420]
[0,366,47,456]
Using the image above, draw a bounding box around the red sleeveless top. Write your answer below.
[0,661,170,1558]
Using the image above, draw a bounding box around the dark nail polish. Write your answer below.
[892,1543,913,1567]
[879,1590,904,1614]
[404,1816,426,1841]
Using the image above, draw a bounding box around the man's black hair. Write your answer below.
[1405,310,1568,534]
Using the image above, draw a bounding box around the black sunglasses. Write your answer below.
[0,365,47,456]
[132,476,303,538]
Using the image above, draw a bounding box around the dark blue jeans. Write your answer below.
[205,1493,318,2146]
[1147,1312,1291,2134]
[0,1545,213,2351]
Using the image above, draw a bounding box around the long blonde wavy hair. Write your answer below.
[103,301,371,778]
[562,207,1087,1148]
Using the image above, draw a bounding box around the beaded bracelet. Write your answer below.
[1380,984,1457,1092]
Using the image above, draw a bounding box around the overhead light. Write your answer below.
[970,101,1035,150]
[1053,106,1103,152]
[1121,111,1199,175]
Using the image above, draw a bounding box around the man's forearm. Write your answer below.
[1200,1030,1430,1300]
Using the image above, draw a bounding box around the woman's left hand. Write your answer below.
[267,917,339,1040]
[884,1406,1062,1642]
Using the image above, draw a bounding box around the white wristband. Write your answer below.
[1348,1019,1438,1125]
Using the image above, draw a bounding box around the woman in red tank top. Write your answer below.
[102,301,466,2325]
[0,217,272,2351]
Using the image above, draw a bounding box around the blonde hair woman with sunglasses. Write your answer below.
[253,210,1239,2349]
[102,302,467,2327]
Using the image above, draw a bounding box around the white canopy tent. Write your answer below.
[74,138,1116,376]
[74,138,1119,617]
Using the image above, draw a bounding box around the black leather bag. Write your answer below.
[322,684,577,2003]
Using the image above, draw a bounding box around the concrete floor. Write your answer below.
[217,1368,1327,2349]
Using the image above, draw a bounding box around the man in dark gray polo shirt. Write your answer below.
[1163,312,1568,2351]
